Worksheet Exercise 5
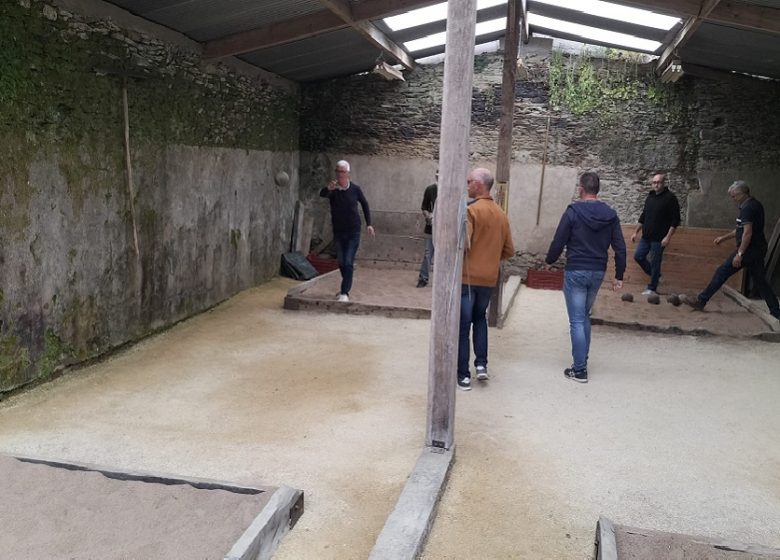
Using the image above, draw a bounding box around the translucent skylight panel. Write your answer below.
[529,13,662,51]
[385,0,508,32]
[533,0,680,30]
[404,17,507,53]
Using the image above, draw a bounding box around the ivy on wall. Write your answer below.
[548,49,688,128]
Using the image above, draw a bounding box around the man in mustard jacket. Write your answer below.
[457,168,515,391]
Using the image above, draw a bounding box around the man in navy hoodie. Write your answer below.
[545,172,626,383]
[320,160,375,302]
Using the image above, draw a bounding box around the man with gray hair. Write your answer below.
[684,180,779,320]
[320,160,375,302]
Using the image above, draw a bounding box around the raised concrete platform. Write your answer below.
[1,453,303,560]
[283,263,521,324]
[596,516,780,560]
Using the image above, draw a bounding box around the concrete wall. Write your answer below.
[0,0,299,393]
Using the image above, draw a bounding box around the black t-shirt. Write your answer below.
[421,183,437,235]
[736,197,767,252]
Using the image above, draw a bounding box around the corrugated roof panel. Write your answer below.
[105,0,325,41]
[681,22,780,79]
[240,28,381,82]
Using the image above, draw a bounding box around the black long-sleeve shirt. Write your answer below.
[639,188,681,242]
[319,182,372,234]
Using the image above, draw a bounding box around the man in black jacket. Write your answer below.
[320,160,375,303]
[684,180,779,320]
[545,172,626,383]
[416,174,438,288]
[630,173,680,296]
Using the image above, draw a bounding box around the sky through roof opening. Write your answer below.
[386,0,679,54]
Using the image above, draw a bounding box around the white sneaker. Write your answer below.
[476,365,489,381]
[337,294,349,302]
[641,289,657,296]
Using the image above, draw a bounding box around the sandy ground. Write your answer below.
[0,455,270,559]
[0,278,779,559]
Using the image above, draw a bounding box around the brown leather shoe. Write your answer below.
[683,295,705,311]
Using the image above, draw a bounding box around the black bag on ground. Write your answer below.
[280,251,318,281]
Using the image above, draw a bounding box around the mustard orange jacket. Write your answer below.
[462,196,515,287]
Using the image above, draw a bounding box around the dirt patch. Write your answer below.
[0,454,273,560]
[591,282,773,338]
[615,524,780,559]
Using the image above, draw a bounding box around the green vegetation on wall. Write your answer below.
[0,0,300,395]
[548,49,688,128]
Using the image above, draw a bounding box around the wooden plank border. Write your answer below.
[596,516,618,560]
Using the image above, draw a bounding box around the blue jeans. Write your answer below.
[563,270,605,372]
[418,236,434,283]
[634,238,664,291]
[334,231,361,295]
[458,285,493,378]
[699,251,780,316]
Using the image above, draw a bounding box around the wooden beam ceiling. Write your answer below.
[613,0,780,35]
[656,0,721,73]
[318,0,415,69]
[204,0,436,62]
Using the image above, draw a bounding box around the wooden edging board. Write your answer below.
[368,446,455,560]
[596,516,618,560]
[225,486,304,560]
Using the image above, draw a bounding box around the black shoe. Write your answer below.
[457,376,472,391]
[416,279,427,288]
[564,367,588,383]
[682,295,705,311]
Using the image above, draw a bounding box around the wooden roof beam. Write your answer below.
[203,11,345,59]
[318,0,416,69]
[611,0,780,34]
[204,0,437,60]
[656,0,721,74]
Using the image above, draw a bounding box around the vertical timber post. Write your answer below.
[425,0,478,451]
[488,0,522,328]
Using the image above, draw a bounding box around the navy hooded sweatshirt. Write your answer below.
[545,200,627,280]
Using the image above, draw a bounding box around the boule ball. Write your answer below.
[621,293,634,302]
[274,171,290,187]
[667,294,681,306]
[647,293,661,305]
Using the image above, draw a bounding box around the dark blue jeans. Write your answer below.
[458,285,493,378]
[563,270,605,372]
[634,238,664,291]
[334,231,361,295]
[418,236,434,283]
[699,250,780,316]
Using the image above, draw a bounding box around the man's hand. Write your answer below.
[327,180,338,191]
[612,278,623,291]
[661,236,670,248]
[630,232,637,243]
[732,253,743,268]
[714,235,723,245]
[367,225,376,238]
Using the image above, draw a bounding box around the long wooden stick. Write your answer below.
[123,78,140,256]
[535,114,551,226]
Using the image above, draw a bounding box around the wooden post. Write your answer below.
[426,0,478,451]
[488,0,522,328]
[122,79,140,257]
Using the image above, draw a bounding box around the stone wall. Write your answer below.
[299,38,780,271]
[0,0,299,393]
